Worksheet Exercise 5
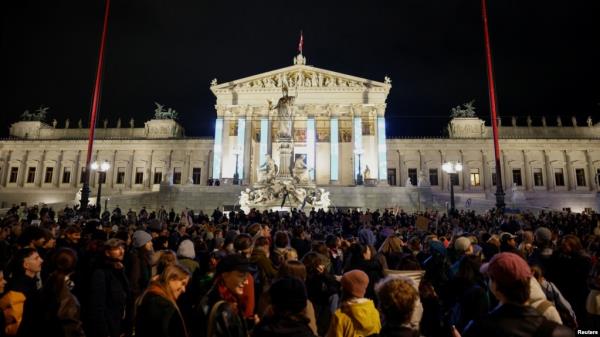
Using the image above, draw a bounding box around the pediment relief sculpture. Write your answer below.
[233,70,369,89]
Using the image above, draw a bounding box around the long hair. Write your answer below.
[135,263,191,337]
[153,264,191,303]
[46,247,78,295]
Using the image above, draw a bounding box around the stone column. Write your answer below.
[544,150,554,191]
[459,149,466,191]
[128,150,135,189]
[147,150,153,189]
[244,115,252,185]
[586,150,595,191]
[19,150,29,187]
[480,150,487,192]
[56,150,64,188]
[2,150,12,187]
[564,150,571,190]
[111,150,118,189]
[74,150,81,188]
[440,150,445,191]
[36,150,46,187]
[522,150,529,191]
[501,150,507,192]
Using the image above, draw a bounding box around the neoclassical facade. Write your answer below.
[0,55,599,212]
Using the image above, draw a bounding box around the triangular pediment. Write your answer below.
[210,64,390,92]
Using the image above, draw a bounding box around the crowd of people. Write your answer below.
[0,202,598,337]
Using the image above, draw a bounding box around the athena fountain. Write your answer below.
[239,86,330,212]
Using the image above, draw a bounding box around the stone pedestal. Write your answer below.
[278,140,292,177]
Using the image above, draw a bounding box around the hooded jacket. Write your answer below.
[529,277,563,324]
[327,298,381,337]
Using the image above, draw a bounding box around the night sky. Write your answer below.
[2,0,599,139]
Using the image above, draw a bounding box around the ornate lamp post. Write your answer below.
[355,148,364,185]
[233,146,242,185]
[442,162,463,214]
[91,160,110,215]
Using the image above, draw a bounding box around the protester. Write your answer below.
[327,270,381,337]
[376,275,421,337]
[134,264,191,337]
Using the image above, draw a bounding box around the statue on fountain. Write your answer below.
[257,155,278,183]
[293,155,309,184]
[271,86,295,138]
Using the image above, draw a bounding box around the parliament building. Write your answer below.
[1,54,599,213]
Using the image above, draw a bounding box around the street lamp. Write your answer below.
[91,160,110,215]
[232,146,242,185]
[354,148,364,185]
[442,162,463,214]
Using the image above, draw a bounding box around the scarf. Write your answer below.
[216,276,247,315]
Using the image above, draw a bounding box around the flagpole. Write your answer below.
[481,0,505,213]
[80,0,111,211]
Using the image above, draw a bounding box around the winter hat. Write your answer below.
[454,237,472,253]
[177,239,196,259]
[534,227,552,243]
[480,252,532,286]
[269,277,308,313]
[341,270,369,298]
[132,230,152,248]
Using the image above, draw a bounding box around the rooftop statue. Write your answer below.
[20,105,49,121]
[153,102,179,120]
[450,100,476,118]
[588,116,593,127]
[384,76,392,85]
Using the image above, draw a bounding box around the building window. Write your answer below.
[154,169,162,184]
[554,168,565,186]
[192,168,201,185]
[44,167,54,184]
[470,168,480,187]
[27,167,36,183]
[491,171,497,186]
[80,167,86,184]
[99,171,106,184]
[9,167,18,183]
[387,168,396,186]
[576,168,586,186]
[116,167,125,184]
[173,167,182,184]
[62,168,71,184]
[408,168,417,186]
[597,168,600,187]
[512,169,522,186]
[533,168,544,186]
[135,167,144,185]
[450,173,459,186]
[429,169,438,186]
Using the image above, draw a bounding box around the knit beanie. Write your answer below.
[341,270,369,298]
[269,277,307,313]
[177,239,196,259]
[132,230,152,248]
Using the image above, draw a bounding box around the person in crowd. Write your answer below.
[448,254,489,332]
[456,252,574,337]
[195,254,253,337]
[546,234,591,328]
[134,264,191,337]
[378,235,404,270]
[250,236,278,299]
[0,248,43,336]
[128,230,154,303]
[87,239,129,337]
[26,247,85,337]
[291,226,311,261]
[303,252,339,336]
[177,239,199,275]
[499,232,519,254]
[327,269,381,337]
[346,243,384,300]
[376,275,421,337]
[253,277,317,337]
